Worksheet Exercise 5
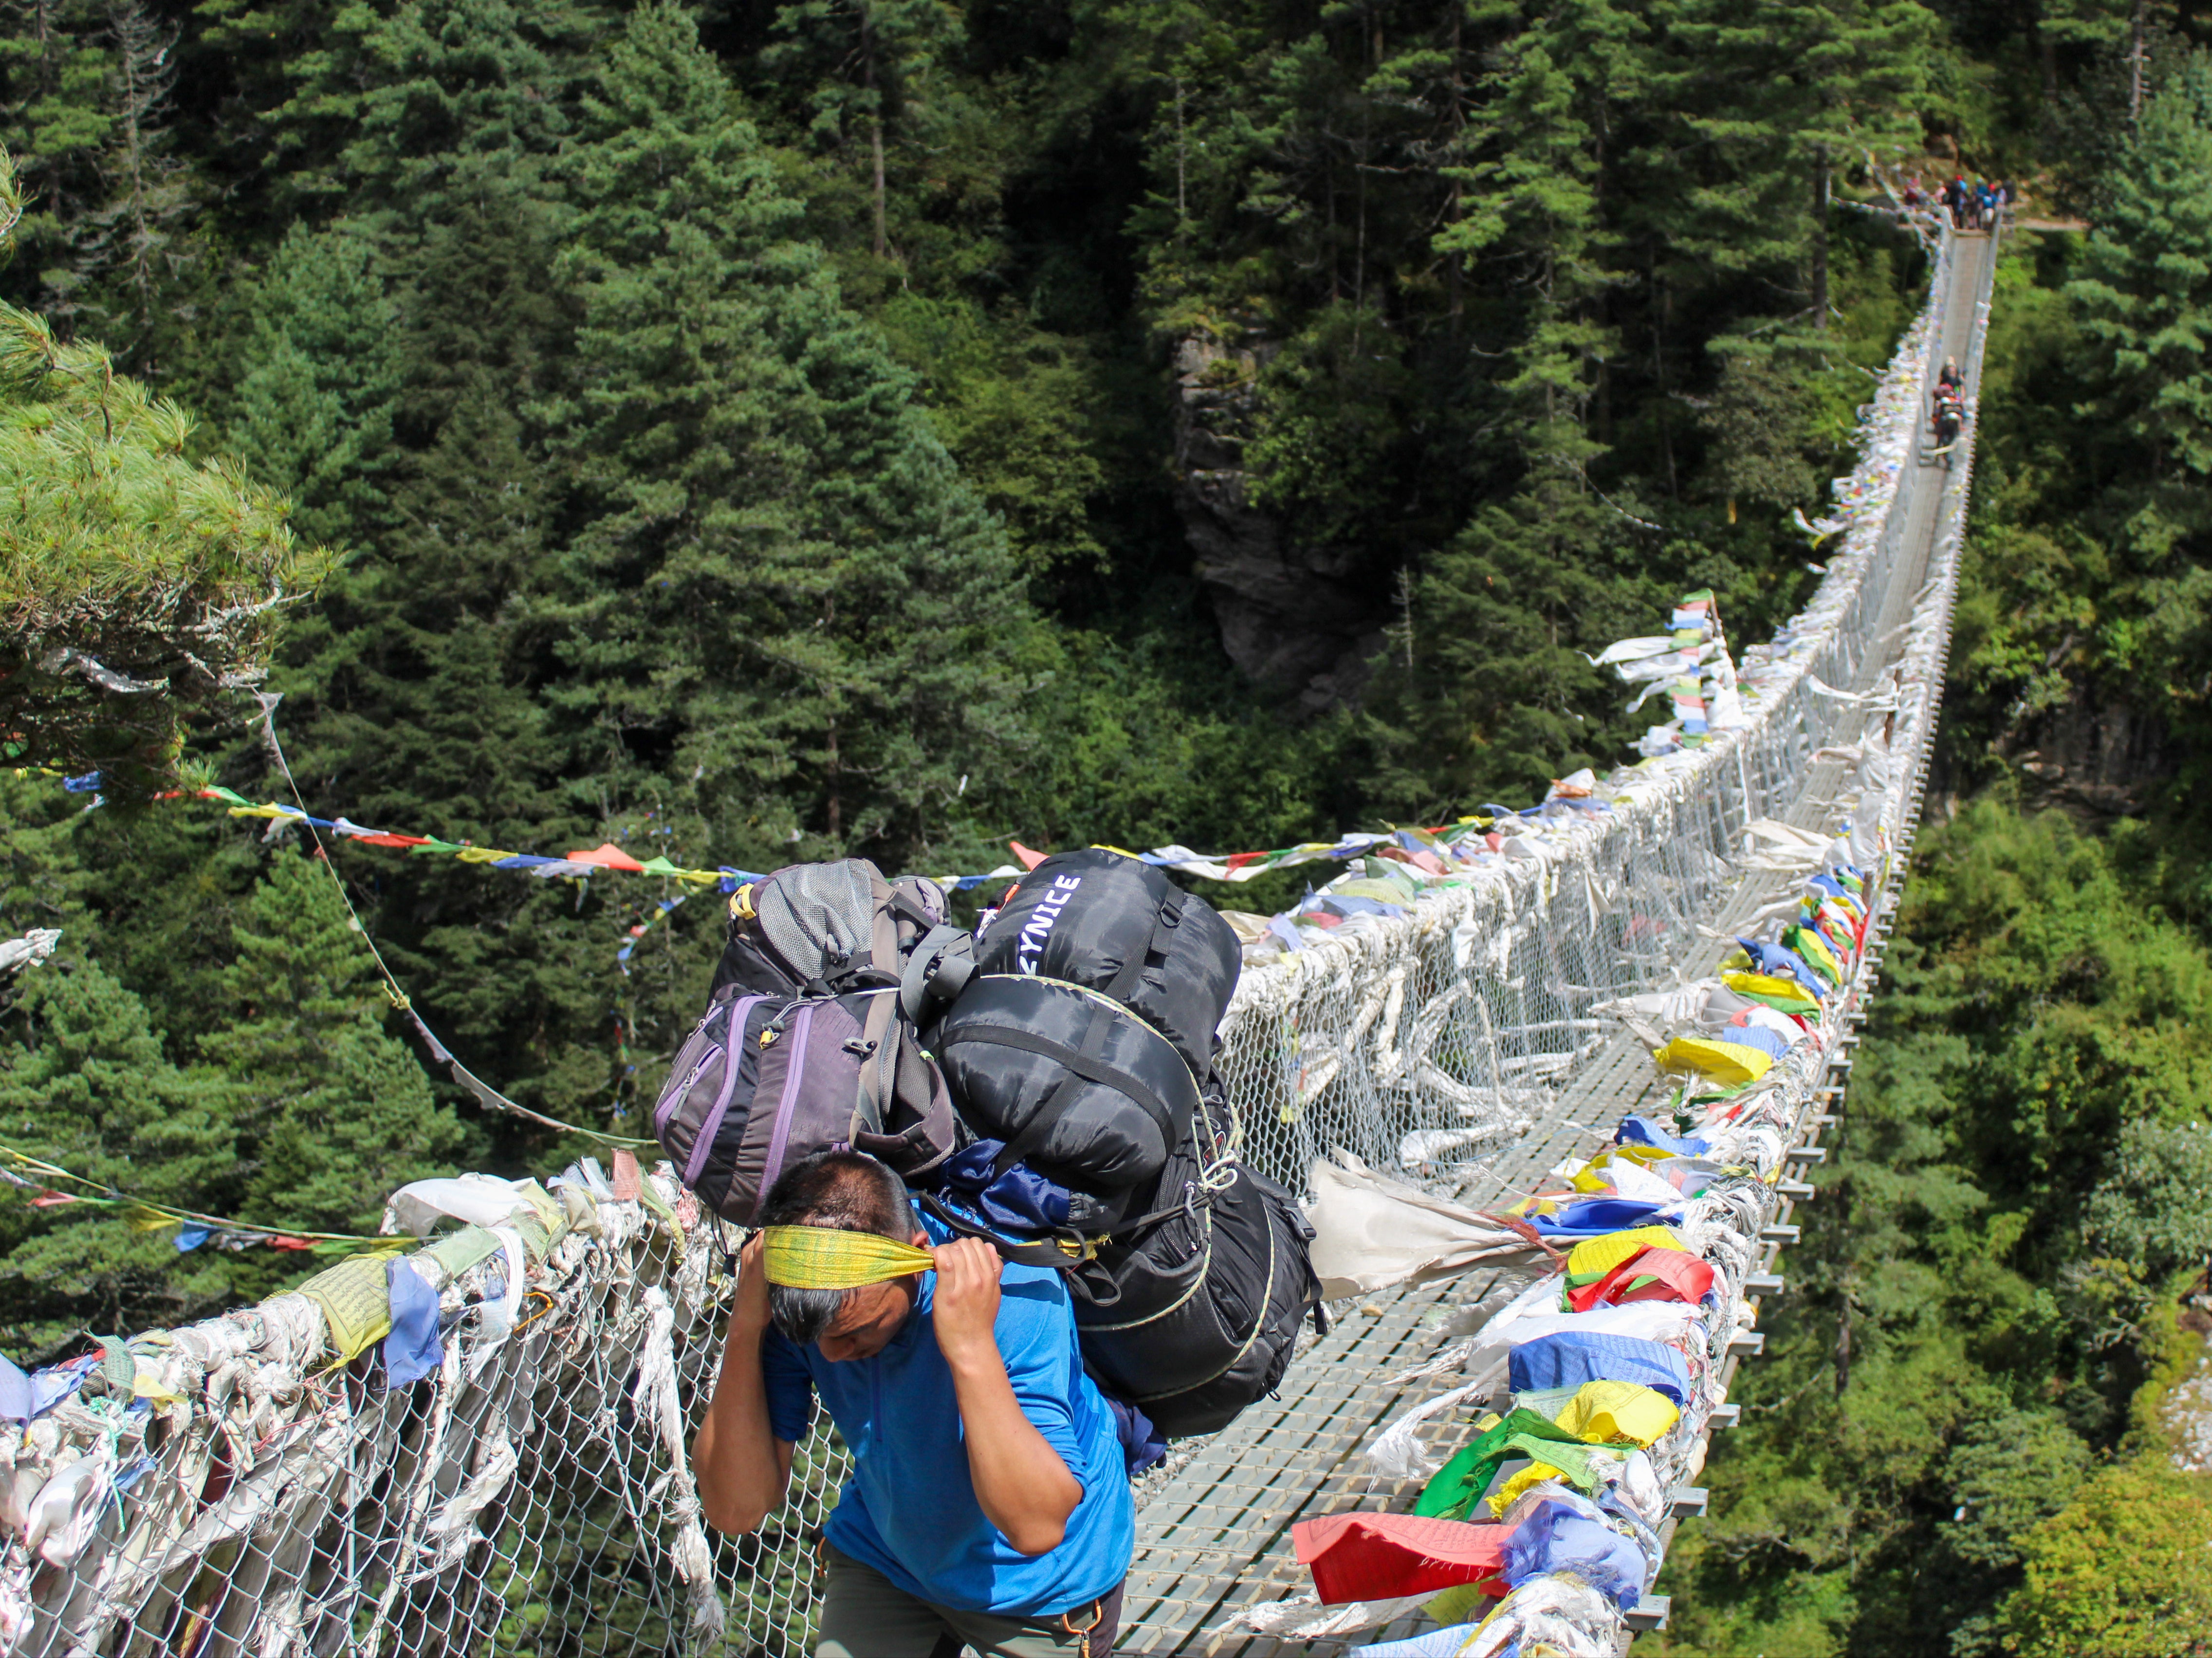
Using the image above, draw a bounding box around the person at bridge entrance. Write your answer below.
[692,1149,1135,1658]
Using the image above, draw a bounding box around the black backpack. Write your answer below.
[1078,1155,1323,1439]
[969,848,1241,1084]
[927,974,1200,1205]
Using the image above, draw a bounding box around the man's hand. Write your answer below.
[930,1237,1003,1363]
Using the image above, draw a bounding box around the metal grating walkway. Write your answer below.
[1116,232,1992,1656]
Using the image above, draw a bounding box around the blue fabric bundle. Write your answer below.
[1503,1490,1648,1609]
[1508,1331,1693,1406]
[1519,1197,1682,1239]
[1615,1117,1711,1158]
[936,1141,1075,1232]
[1732,936,1830,997]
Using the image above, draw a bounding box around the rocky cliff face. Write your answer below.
[1999,695,2175,820]
[1932,686,2176,824]
[1170,330,1388,714]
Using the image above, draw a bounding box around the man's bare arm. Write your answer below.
[692,1234,795,1534]
[931,1238,1083,1556]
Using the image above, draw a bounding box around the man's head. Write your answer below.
[759,1150,926,1363]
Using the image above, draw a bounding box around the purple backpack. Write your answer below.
[652,986,955,1225]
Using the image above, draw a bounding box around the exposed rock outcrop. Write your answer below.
[1171,330,1388,714]
[1997,695,2174,820]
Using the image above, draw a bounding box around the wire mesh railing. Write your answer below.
[1,224,1989,1658]
[1213,228,1968,1197]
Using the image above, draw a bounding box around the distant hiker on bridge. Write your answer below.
[1933,386,1964,449]
[693,1149,1135,1658]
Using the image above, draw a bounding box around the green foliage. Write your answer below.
[2068,54,2212,487]
[0,956,235,1353]
[0,148,332,791]
[1653,797,2212,1658]
[2082,1118,2212,1304]
[873,294,1108,571]
[225,223,404,549]
[1246,302,1423,550]
[541,0,1034,860]
[1994,1456,2212,1658]
[1944,59,2212,850]
[0,757,467,1351]
[1700,352,1824,511]
[196,855,467,1232]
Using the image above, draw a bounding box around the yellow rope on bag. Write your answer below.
[760,1226,936,1290]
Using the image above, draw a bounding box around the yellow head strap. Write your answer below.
[760,1226,935,1290]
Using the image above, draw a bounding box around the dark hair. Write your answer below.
[758,1150,917,1345]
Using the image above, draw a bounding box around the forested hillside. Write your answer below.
[4,0,2212,1647]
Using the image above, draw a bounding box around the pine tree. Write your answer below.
[224,221,405,548]
[0,957,235,1354]
[1364,0,1671,814]
[196,853,468,1233]
[231,0,620,1130]
[1670,0,1933,331]
[0,145,333,791]
[76,0,193,370]
[0,0,197,365]
[541,0,1037,864]
[0,0,113,324]
[762,0,961,264]
[2068,51,2212,487]
[2057,49,2212,772]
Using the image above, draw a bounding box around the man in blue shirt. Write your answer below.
[693,1149,1135,1657]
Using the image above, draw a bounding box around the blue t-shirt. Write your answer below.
[760,1250,1134,1617]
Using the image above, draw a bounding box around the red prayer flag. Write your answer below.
[611,1148,643,1201]
[351,832,432,848]
[1009,841,1050,872]
[1568,1246,1714,1312]
[1293,1511,1511,1604]
[564,842,648,872]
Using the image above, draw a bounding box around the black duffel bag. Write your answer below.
[974,848,1240,1084]
[921,1085,1326,1440]
[928,974,1200,1200]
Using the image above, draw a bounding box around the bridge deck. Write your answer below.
[1116,231,1991,1656]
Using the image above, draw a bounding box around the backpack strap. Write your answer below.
[937,1010,1178,1183]
[914,1192,1123,1306]
[866,870,900,976]
[885,885,942,936]
[848,991,902,1136]
[1105,883,1186,1007]
[900,924,975,1024]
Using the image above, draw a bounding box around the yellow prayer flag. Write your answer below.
[1564,1226,1688,1282]
[1555,1380,1680,1448]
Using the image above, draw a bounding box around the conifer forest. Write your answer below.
[5,0,2212,1651]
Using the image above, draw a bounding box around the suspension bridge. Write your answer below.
[0,220,1995,1658]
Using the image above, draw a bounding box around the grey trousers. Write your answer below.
[813,1543,1123,1658]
